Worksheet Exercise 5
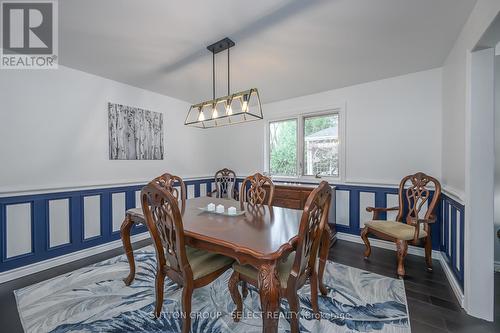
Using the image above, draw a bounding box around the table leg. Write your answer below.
[120,214,135,286]
[257,263,280,333]
[318,224,331,296]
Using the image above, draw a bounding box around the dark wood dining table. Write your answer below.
[120,196,332,333]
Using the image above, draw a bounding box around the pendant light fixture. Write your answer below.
[184,37,263,128]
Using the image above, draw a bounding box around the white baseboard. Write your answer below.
[337,232,464,307]
[0,232,150,284]
[436,251,465,307]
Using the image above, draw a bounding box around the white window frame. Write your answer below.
[264,105,345,183]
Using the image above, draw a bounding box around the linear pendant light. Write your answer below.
[184,37,263,128]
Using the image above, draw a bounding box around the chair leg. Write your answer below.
[181,285,193,333]
[154,270,165,318]
[241,281,249,298]
[318,226,330,296]
[310,270,320,317]
[424,235,433,272]
[287,289,300,333]
[361,226,372,259]
[120,214,136,286]
[396,239,408,279]
[228,271,243,322]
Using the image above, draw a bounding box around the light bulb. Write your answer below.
[212,107,218,119]
[242,94,249,112]
[198,110,205,121]
[226,104,233,115]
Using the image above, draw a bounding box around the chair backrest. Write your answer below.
[214,168,237,199]
[141,180,192,281]
[152,173,186,214]
[289,181,332,283]
[239,173,275,206]
[395,172,441,224]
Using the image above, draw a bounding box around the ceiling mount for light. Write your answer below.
[184,37,263,128]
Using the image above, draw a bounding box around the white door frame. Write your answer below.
[464,47,495,321]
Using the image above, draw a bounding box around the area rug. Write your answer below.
[15,247,410,333]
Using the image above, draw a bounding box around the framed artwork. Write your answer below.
[108,102,164,160]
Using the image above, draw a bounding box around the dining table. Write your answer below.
[120,196,332,333]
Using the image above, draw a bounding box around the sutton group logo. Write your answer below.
[1,0,58,69]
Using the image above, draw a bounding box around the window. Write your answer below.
[267,110,341,179]
[269,119,297,176]
[303,114,339,177]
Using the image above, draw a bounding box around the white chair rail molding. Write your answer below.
[0,1,499,333]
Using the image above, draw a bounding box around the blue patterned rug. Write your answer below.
[15,246,410,332]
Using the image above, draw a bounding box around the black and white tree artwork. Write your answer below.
[108,102,164,160]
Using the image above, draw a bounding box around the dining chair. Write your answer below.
[207,168,238,200]
[239,172,275,206]
[361,172,441,278]
[121,173,188,286]
[141,180,234,333]
[153,172,187,212]
[126,173,187,217]
[229,181,332,333]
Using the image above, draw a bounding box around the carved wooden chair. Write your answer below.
[124,173,187,222]
[207,168,238,200]
[239,172,275,206]
[141,180,234,333]
[121,173,187,286]
[229,181,332,333]
[361,172,441,278]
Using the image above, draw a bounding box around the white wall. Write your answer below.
[0,66,214,194]
[441,0,500,200]
[204,68,442,186]
[439,0,500,321]
[495,55,500,265]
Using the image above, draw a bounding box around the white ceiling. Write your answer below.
[60,0,477,104]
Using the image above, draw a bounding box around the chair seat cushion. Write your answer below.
[233,252,296,288]
[185,247,234,280]
[126,208,144,218]
[127,208,233,279]
[364,220,427,240]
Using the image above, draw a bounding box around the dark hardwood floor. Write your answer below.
[0,238,498,332]
[330,240,500,333]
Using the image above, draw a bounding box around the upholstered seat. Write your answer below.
[233,252,296,288]
[127,211,234,280]
[182,247,234,280]
[361,172,441,279]
[126,207,143,217]
[364,221,427,240]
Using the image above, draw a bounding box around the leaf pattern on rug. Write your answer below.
[15,247,410,333]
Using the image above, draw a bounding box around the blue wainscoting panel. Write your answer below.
[332,184,399,236]
[0,179,217,273]
[359,192,375,229]
[385,194,399,220]
[111,193,126,233]
[83,195,101,240]
[5,203,33,259]
[0,177,464,293]
[48,199,70,248]
[440,193,465,289]
[335,190,350,228]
